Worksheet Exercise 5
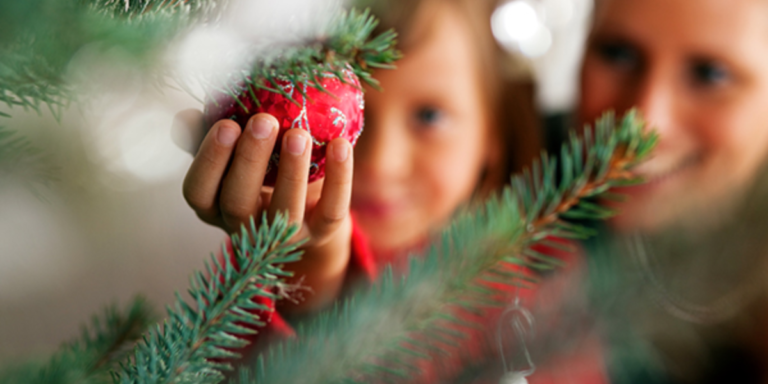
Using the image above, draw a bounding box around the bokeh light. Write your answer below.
[492,0,541,44]
[519,25,553,57]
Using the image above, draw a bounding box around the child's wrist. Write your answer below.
[278,217,353,315]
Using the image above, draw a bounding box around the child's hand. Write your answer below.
[175,109,354,314]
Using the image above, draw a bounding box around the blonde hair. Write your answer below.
[367,0,542,195]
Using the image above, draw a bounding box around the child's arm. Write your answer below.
[178,110,354,316]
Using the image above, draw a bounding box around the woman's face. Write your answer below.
[352,2,497,255]
[580,0,768,232]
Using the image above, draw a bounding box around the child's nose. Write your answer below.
[354,115,413,183]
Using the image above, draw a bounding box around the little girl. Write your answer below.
[182,0,539,316]
[579,0,768,382]
[179,0,569,381]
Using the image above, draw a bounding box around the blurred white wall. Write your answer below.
[0,87,225,358]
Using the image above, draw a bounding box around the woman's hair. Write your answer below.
[364,0,542,196]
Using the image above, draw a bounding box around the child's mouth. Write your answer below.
[351,198,405,220]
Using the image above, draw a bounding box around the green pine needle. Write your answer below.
[112,213,305,384]
[246,110,657,383]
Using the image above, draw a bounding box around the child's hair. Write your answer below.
[366,0,542,196]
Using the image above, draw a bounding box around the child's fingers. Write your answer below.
[219,114,279,230]
[268,129,312,226]
[183,120,242,225]
[309,138,353,241]
[171,109,206,155]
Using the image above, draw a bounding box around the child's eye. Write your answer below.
[595,41,640,71]
[414,106,444,128]
[689,60,730,87]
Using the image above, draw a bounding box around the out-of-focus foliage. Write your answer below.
[0,0,224,117]
[0,0,227,191]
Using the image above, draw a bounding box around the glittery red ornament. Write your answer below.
[204,68,365,186]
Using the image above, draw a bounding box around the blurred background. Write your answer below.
[0,0,593,358]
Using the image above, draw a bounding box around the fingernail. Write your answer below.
[332,141,350,162]
[249,116,274,140]
[286,133,307,155]
[217,124,239,146]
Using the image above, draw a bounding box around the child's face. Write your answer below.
[352,2,496,254]
[579,0,768,232]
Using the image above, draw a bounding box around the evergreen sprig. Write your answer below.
[0,297,155,384]
[210,8,401,111]
[244,111,657,383]
[113,213,304,384]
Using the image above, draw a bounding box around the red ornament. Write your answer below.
[204,68,365,186]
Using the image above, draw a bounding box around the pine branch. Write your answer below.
[113,213,304,384]
[242,110,657,383]
[0,297,155,384]
[211,7,401,111]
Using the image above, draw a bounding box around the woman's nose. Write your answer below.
[630,67,678,137]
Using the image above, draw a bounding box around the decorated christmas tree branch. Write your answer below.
[208,7,401,114]
[1,0,398,119]
[113,213,304,384]
[244,111,657,383]
[202,7,400,185]
[1,0,399,192]
[0,297,155,384]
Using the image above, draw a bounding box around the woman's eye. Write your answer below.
[690,60,730,87]
[414,107,444,127]
[595,41,640,70]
